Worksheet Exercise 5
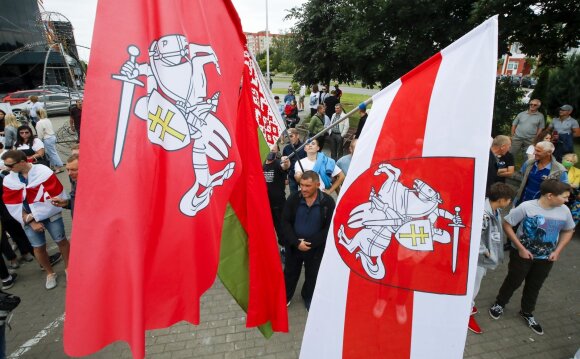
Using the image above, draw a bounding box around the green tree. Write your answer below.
[532,54,580,117]
[336,0,476,87]
[492,78,526,136]
[286,0,354,86]
[288,0,579,87]
[471,0,580,67]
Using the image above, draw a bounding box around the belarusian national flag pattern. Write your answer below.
[301,17,498,359]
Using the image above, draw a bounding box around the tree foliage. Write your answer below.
[492,78,526,136]
[287,0,579,86]
[532,54,580,117]
[285,0,354,86]
[470,0,580,67]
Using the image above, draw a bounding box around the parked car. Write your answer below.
[11,93,82,117]
[520,77,532,88]
[2,90,51,105]
[36,85,83,96]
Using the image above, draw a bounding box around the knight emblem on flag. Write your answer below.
[335,158,471,294]
[112,34,234,217]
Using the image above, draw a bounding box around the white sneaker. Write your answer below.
[46,273,58,290]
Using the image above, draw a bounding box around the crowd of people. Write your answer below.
[0,98,82,356]
[264,93,579,340]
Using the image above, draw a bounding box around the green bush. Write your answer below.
[492,78,526,136]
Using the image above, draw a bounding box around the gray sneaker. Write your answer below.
[45,273,58,290]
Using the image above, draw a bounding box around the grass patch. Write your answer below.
[338,93,372,127]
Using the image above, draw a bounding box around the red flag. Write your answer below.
[64,1,248,357]
[223,50,288,331]
[301,17,498,358]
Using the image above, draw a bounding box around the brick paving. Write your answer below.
[3,116,579,358]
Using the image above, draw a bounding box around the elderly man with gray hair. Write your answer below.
[514,141,568,206]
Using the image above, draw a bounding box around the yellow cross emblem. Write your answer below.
[148,106,187,142]
[399,224,430,247]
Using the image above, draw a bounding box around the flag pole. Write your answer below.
[285,97,374,160]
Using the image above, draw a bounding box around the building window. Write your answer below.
[507,62,518,70]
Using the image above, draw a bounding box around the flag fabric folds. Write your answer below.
[63,0,285,357]
[301,17,498,359]
[217,49,288,336]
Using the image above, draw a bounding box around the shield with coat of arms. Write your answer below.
[394,219,434,251]
[145,90,190,150]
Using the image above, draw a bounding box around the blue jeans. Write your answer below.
[42,136,63,167]
[23,216,66,248]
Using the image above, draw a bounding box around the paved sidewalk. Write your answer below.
[3,117,579,358]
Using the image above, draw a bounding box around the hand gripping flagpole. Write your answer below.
[285,97,374,160]
[112,45,144,169]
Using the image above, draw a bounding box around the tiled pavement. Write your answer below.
[4,116,579,358]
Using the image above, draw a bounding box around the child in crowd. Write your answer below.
[468,182,514,334]
[489,179,575,335]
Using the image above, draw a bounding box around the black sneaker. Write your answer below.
[2,273,17,290]
[40,253,62,270]
[520,311,543,335]
[49,253,62,266]
[489,303,504,320]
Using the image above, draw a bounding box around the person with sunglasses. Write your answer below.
[510,99,545,164]
[14,125,46,166]
[1,150,70,290]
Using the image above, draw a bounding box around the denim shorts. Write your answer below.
[23,215,66,248]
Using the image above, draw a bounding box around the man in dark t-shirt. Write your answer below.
[69,100,82,142]
[263,151,290,242]
[494,152,515,183]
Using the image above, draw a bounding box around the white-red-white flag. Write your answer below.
[301,17,498,359]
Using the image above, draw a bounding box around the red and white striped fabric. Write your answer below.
[3,164,65,225]
[301,17,497,359]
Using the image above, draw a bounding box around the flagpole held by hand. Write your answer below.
[112,45,144,168]
[286,99,373,160]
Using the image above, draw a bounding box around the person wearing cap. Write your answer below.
[262,148,290,243]
[510,99,545,163]
[282,129,307,195]
[548,105,579,162]
[354,103,368,139]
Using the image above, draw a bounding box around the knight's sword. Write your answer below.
[112,45,144,168]
[449,206,465,273]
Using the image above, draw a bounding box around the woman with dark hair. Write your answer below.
[14,125,45,164]
[525,129,552,160]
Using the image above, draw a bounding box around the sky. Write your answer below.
[41,0,307,61]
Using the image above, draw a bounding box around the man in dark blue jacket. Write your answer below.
[281,171,335,310]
